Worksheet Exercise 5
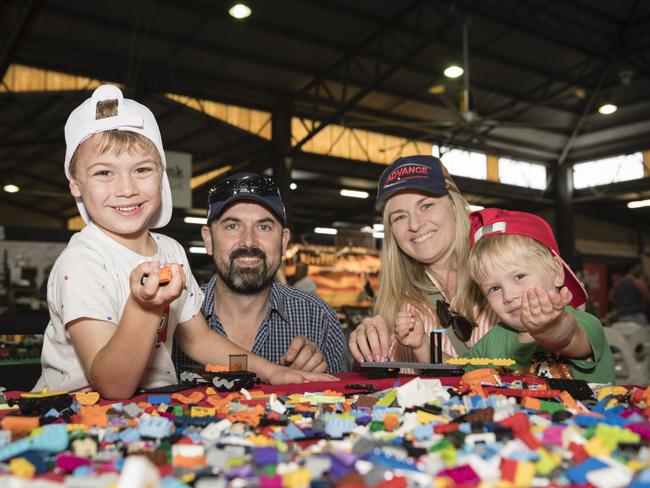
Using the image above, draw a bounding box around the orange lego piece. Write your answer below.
[1,416,40,432]
[75,392,100,406]
[78,405,111,427]
[521,397,541,411]
[205,364,229,373]
[460,368,501,388]
[172,391,205,404]
[383,414,399,432]
[159,265,173,284]
[560,391,577,410]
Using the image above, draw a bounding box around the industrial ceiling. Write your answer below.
[2,0,650,245]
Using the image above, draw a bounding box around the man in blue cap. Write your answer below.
[173,173,346,374]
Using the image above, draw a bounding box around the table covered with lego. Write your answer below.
[0,371,649,487]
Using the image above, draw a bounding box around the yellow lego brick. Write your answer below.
[9,458,35,479]
[283,467,312,488]
[514,461,535,486]
[416,410,448,424]
[535,448,560,476]
[375,390,397,407]
[190,406,216,417]
[446,358,469,365]
[585,435,612,457]
[597,386,627,401]
[594,424,639,450]
[492,358,516,366]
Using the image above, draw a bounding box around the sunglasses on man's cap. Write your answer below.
[207,173,286,225]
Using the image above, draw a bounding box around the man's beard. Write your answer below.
[216,246,278,295]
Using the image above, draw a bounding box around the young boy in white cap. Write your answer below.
[463,208,614,383]
[35,85,334,399]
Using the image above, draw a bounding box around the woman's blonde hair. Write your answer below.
[469,234,559,286]
[375,164,486,358]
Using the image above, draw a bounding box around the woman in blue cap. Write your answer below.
[348,155,496,364]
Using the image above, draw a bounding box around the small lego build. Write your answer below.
[360,361,464,379]
[180,354,258,392]
[360,328,465,378]
[7,388,73,416]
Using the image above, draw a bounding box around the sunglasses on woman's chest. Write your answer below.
[435,300,477,342]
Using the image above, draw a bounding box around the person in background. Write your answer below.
[292,262,318,295]
[610,262,650,324]
[173,173,346,374]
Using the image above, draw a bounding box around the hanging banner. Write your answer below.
[166,151,192,209]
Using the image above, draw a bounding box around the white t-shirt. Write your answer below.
[34,222,203,392]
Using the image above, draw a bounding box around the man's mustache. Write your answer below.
[229,247,266,262]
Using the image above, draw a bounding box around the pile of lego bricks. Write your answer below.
[0,372,648,487]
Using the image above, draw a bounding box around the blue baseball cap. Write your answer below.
[376,155,448,211]
[207,172,287,225]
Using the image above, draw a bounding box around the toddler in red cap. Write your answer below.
[464,208,614,383]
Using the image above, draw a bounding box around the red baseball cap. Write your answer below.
[469,208,587,308]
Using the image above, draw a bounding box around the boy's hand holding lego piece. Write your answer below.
[130,262,185,311]
[395,304,427,354]
[266,365,337,385]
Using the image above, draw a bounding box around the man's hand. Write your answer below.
[348,315,393,363]
[280,336,327,372]
[266,365,337,385]
[521,284,572,335]
[130,261,185,311]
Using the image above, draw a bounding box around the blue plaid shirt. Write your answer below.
[173,275,346,374]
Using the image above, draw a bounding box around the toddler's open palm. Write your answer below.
[521,284,572,335]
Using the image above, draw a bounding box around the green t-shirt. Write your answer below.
[462,307,615,384]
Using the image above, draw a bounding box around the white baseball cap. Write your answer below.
[64,84,172,229]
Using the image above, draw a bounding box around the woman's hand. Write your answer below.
[395,304,427,350]
[348,314,393,363]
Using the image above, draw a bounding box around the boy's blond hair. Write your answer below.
[469,234,558,287]
[68,99,162,177]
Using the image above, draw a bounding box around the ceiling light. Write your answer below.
[314,227,337,235]
[428,84,446,95]
[290,182,297,190]
[340,189,369,199]
[598,103,617,115]
[373,223,384,232]
[469,204,484,212]
[184,216,207,225]
[189,246,207,254]
[229,3,252,19]
[444,65,463,79]
[3,184,19,193]
[627,199,650,209]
